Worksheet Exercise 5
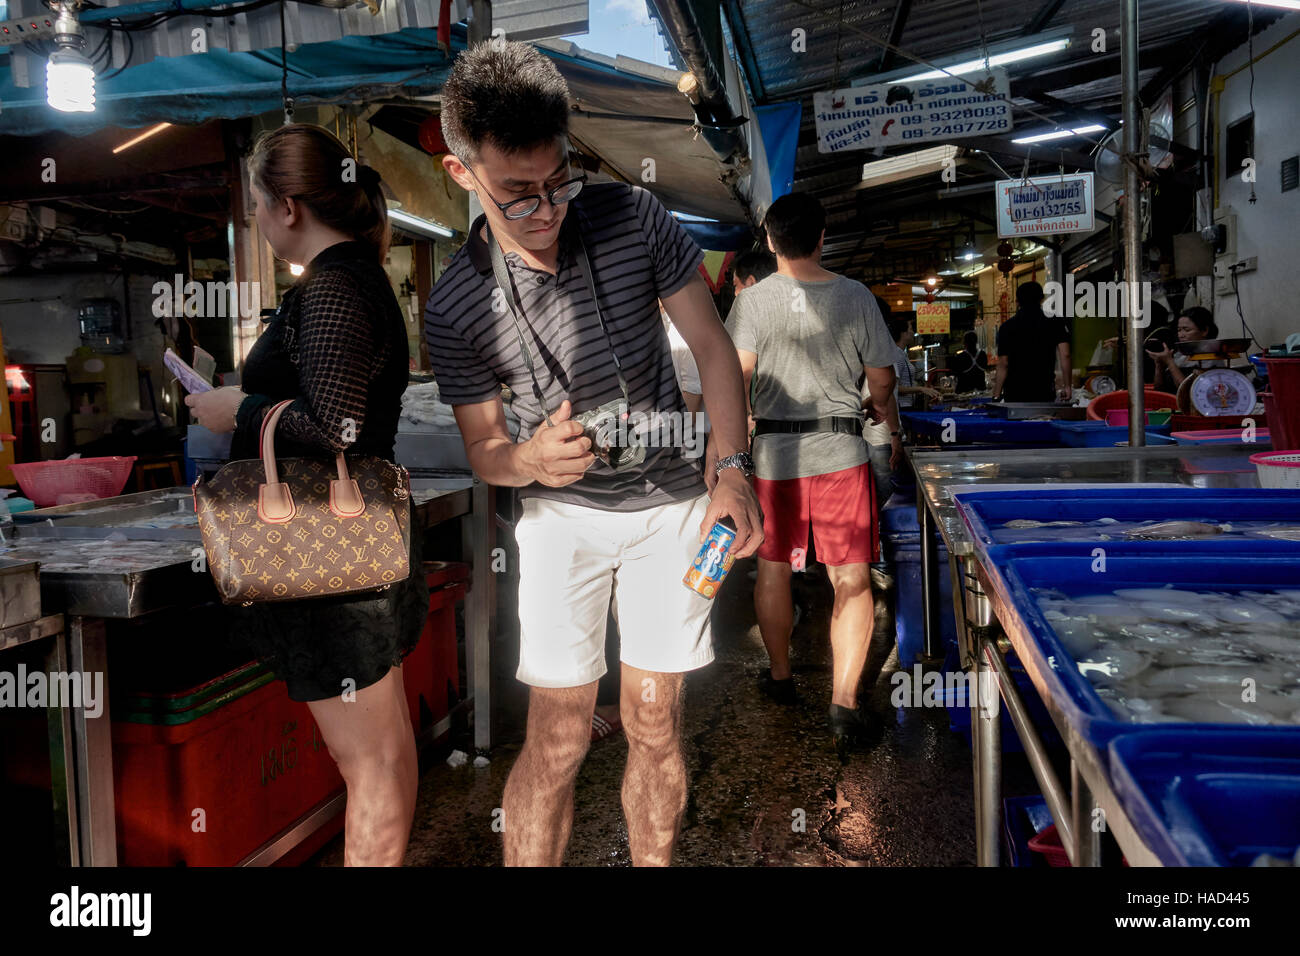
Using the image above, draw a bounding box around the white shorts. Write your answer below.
[512,493,715,688]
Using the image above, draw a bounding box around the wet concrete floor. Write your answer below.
[312,557,1038,866]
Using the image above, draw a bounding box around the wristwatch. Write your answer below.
[714,451,755,479]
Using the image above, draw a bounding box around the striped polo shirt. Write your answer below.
[424,181,708,512]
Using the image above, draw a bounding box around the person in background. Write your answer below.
[731,248,777,296]
[185,124,429,866]
[661,299,706,416]
[1103,300,1171,385]
[863,296,899,592]
[1147,307,1218,391]
[953,330,989,393]
[729,192,900,754]
[992,281,1072,402]
[890,316,943,409]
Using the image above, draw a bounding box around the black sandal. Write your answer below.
[828,703,883,759]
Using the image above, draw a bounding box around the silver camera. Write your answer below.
[573,399,646,472]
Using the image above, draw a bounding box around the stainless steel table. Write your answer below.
[7,480,493,866]
[907,443,1261,866]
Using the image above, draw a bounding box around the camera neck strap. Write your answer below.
[485,217,631,428]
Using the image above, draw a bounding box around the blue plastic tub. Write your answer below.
[880,499,920,535]
[886,534,955,667]
[1108,730,1300,866]
[954,487,1300,556]
[1052,421,1174,447]
[982,544,1300,753]
[902,411,1061,444]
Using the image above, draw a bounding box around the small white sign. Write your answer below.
[996,172,1096,238]
[813,71,1013,154]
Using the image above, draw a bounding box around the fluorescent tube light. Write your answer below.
[388,209,454,239]
[1011,123,1107,144]
[860,145,960,187]
[895,38,1070,83]
[1223,0,1300,9]
[113,123,172,154]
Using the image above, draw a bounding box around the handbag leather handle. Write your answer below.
[257,400,365,523]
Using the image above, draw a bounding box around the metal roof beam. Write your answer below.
[1023,0,1069,38]
[1016,91,1115,134]
[721,0,766,104]
[1013,46,1179,100]
[875,0,912,74]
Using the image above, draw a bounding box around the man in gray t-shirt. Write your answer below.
[728,192,901,756]
[729,273,896,479]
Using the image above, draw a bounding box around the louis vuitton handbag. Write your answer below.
[194,399,412,605]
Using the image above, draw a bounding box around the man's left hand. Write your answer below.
[701,468,763,559]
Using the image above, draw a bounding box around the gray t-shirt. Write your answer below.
[728,272,895,480]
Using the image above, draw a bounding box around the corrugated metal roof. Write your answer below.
[730,0,1250,101]
[673,0,1283,280]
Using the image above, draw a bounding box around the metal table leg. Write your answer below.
[919,500,941,658]
[973,629,1001,866]
[1072,760,1102,867]
[463,479,494,754]
[68,616,117,866]
[43,625,78,866]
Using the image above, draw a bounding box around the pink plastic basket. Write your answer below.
[11,456,137,507]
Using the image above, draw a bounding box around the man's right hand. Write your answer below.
[515,400,595,487]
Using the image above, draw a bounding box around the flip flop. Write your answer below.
[590,712,623,742]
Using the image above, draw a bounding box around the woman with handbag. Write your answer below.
[185,124,428,866]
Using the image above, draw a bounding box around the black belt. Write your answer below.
[753,417,863,437]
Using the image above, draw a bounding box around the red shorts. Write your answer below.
[753,462,878,567]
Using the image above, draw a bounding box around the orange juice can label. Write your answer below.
[683,522,736,598]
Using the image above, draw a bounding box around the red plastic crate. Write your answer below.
[112,563,468,866]
[112,677,345,867]
[405,562,469,737]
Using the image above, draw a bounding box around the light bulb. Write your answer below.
[47,47,95,112]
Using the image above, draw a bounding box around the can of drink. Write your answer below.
[683,521,736,599]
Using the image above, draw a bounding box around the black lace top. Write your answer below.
[232,240,409,463]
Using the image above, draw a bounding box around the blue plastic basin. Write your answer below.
[1108,729,1300,866]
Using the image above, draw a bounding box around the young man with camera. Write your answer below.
[424,41,761,866]
[728,192,901,756]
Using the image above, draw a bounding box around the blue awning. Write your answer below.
[0,24,769,226]
[0,28,456,137]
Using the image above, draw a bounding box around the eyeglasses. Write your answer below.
[464,162,586,220]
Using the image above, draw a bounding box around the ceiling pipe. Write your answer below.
[651,0,747,165]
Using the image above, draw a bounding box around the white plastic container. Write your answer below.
[1249,451,1300,489]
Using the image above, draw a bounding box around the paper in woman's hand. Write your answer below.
[164,348,214,393]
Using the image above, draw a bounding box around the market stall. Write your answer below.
[908,440,1298,866]
[0,480,492,866]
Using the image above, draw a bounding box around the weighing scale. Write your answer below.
[1172,338,1256,416]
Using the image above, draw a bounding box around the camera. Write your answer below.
[572,399,646,472]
